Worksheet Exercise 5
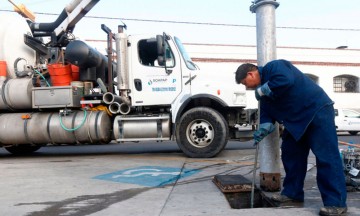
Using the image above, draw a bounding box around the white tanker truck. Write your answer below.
[0,0,256,157]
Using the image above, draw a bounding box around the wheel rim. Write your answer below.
[186,119,214,148]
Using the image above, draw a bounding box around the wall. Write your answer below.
[85,39,360,109]
[185,43,360,110]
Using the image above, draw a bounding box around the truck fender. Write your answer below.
[173,94,228,123]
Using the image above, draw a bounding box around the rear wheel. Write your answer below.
[348,131,359,135]
[176,107,228,158]
[4,145,41,155]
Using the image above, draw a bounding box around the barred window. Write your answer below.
[333,75,359,93]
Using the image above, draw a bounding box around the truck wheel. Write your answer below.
[176,107,228,158]
[348,131,358,135]
[4,145,41,155]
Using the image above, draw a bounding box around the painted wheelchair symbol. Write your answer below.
[94,166,200,186]
[112,168,181,178]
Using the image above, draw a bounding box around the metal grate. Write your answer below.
[333,76,359,93]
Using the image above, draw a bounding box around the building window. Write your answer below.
[333,75,359,93]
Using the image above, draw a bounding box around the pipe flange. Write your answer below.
[250,0,280,13]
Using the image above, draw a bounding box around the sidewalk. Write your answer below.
[0,144,359,216]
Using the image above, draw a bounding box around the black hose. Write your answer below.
[14,58,29,78]
[29,9,68,33]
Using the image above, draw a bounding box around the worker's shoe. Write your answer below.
[319,206,347,216]
[271,194,303,203]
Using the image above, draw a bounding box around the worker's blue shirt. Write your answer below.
[259,59,333,141]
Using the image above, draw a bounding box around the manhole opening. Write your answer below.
[224,189,276,209]
[212,175,277,209]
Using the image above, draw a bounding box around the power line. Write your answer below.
[1,9,360,32]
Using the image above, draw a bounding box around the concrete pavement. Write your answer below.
[0,143,359,216]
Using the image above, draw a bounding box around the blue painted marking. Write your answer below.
[93,166,201,187]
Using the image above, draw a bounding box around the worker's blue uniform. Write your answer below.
[259,59,347,207]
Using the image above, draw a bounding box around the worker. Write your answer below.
[235,59,347,216]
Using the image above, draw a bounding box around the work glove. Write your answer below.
[253,122,275,145]
[255,82,274,100]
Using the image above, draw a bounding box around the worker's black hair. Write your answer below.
[235,63,258,84]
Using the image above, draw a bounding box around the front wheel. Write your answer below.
[176,107,228,158]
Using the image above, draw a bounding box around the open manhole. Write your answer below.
[213,175,277,209]
[224,188,275,209]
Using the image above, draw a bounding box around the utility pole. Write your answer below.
[250,0,281,191]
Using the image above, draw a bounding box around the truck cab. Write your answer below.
[112,33,253,157]
[129,35,186,106]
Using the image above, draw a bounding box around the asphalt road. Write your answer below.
[0,133,357,157]
[0,140,253,157]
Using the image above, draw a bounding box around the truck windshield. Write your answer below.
[174,37,197,70]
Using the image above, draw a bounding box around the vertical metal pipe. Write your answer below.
[115,33,129,91]
[250,0,281,191]
[107,32,114,93]
[115,33,122,90]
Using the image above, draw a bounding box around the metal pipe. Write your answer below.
[103,92,114,104]
[119,103,131,115]
[28,0,87,34]
[0,111,112,145]
[65,0,82,13]
[53,0,100,37]
[250,0,281,192]
[115,33,129,90]
[108,101,130,115]
[106,29,114,93]
[103,92,122,105]
[109,102,121,114]
[115,33,132,106]
[0,78,32,110]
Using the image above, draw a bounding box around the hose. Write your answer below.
[29,9,68,33]
[339,141,360,148]
[34,69,51,87]
[251,100,261,208]
[251,143,259,208]
[14,58,29,78]
[59,109,87,132]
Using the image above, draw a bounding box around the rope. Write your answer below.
[339,141,360,149]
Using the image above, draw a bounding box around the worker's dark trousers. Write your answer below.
[281,105,347,207]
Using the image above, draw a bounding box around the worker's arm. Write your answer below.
[254,122,275,144]
[255,82,273,100]
[253,102,275,145]
[256,60,296,100]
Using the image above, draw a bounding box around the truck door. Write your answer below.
[130,35,182,106]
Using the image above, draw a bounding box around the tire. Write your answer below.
[348,131,358,135]
[4,145,41,155]
[176,107,228,158]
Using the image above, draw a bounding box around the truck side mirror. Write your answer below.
[157,56,165,66]
[156,35,165,66]
[156,35,164,56]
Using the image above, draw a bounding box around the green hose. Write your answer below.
[59,110,87,132]
[34,69,51,87]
